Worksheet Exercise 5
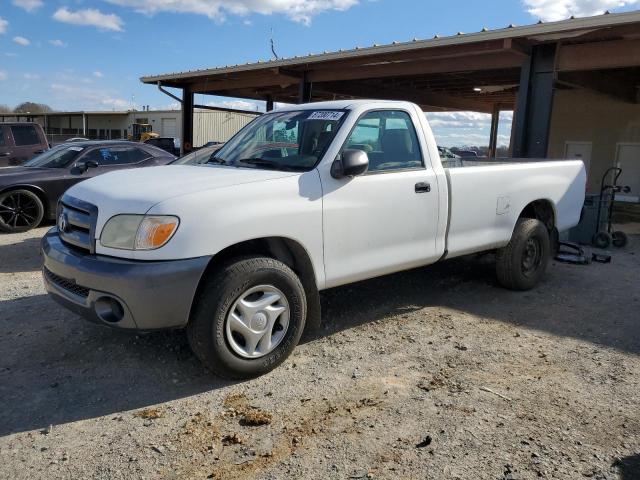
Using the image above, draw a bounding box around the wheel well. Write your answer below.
[192,237,322,330]
[0,185,49,218]
[519,199,556,232]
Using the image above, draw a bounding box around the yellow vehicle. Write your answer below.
[128,123,159,142]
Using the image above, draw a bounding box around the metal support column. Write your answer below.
[266,95,274,112]
[511,44,557,158]
[298,73,312,104]
[82,113,87,136]
[488,105,500,158]
[181,87,194,155]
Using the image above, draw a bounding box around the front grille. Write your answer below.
[57,196,98,254]
[44,268,90,299]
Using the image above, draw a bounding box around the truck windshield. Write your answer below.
[23,145,84,168]
[212,110,347,171]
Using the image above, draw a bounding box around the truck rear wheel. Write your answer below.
[187,256,307,379]
[496,218,550,291]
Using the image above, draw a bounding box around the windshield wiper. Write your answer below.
[206,156,227,165]
[236,158,295,171]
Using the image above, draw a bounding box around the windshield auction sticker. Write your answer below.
[308,111,344,121]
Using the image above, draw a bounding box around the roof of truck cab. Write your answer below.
[273,99,416,111]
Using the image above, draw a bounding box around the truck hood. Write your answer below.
[66,165,299,215]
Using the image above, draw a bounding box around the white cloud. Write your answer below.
[205,99,262,111]
[12,0,44,13]
[104,0,359,25]
[0,71,7,81]
[23,73,39,80]
[13,36,30,46]
[426,111,513,148]
[49,83,131,110]
[524,0,639,21]
[0,17,8,35]
[101,97,130,109]
[49,39,68,47]
[93,70,104,78]
[53,7,124,32]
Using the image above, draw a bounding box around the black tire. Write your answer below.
[187,256,307,379]
[0,189,45,233]
[496,218,551,291]
[592,231,611,249]
[612,231,628,248]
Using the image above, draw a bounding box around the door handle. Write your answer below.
[415,182,431,193]
[0,152,10,157]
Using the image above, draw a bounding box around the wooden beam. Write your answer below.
[189,68,299,92]
[557,71,638,103]
[288,39,523,72]
[307,52,523,83]
[188,52,523,94]
[315,82,494,113]
[557,38,640,72]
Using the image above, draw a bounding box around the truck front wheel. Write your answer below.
[187,256,307,379]
[496,218,551,291]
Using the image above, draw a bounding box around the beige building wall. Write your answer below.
[548,89,640,192]
[193,109,258,147]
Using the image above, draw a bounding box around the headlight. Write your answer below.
[100,215,179,250]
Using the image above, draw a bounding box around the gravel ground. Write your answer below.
[1,226,639,480]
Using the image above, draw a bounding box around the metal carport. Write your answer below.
[141,11,640,157]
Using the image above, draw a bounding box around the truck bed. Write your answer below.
[443,159,586,258]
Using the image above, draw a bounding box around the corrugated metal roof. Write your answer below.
[141,10,640,83]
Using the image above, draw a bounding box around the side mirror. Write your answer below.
[72,160,99,175]
[331,149,369,179]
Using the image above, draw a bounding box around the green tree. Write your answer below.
[13,102,53,114]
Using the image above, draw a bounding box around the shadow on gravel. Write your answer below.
[0,295,234,436]
[1,239,638,436]
[0,235,44,273]
[306,248,640,356]
[614,454,640,479]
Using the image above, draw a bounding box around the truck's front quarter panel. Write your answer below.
[142,170,326,287]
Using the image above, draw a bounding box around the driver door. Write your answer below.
[320,109,440,288]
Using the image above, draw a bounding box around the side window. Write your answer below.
[343,110,423,172]
[127,147,151,163]
[0,127,6,147]
[81,147,127,165]
[11,125,41,146]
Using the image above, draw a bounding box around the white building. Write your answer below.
[2,106,259,147]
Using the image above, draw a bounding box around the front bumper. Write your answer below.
[41,228,211,330]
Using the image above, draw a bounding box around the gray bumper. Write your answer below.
[41,228,211,330]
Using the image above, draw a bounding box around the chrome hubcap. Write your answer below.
[225,285,290,359]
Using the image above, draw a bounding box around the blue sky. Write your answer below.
[1,0,638,146]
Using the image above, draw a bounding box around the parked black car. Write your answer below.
[0,140,175,233]
[0,122,50,167]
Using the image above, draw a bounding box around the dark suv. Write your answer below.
[0,122,49,167]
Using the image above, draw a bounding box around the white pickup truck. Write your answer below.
[42,100,585,378]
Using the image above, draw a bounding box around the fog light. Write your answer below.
[94,297,125,323]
